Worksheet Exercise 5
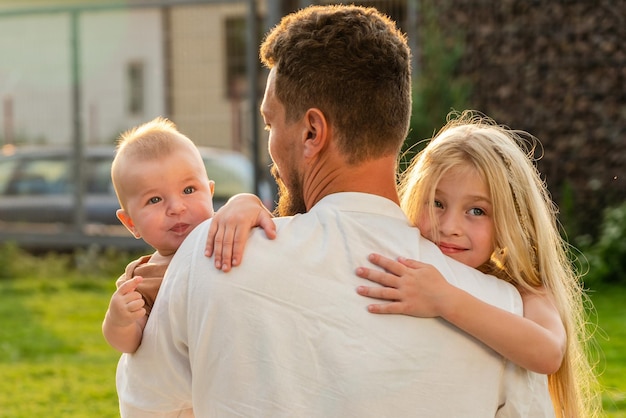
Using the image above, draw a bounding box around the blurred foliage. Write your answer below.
[0,242,69,280]
[429,0,625,241]
[401,0,471,172]
[0,242,142,281]
[576,201,626,288]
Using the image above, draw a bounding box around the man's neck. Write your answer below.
[304,155,400,210]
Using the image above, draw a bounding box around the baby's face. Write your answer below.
[119,147,214,255]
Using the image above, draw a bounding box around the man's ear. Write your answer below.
[116,209,141,239]
[302,108,328,159]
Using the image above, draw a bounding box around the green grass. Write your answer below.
[591,286,626,416]
[0,275,624,417]
[0,277,119,417]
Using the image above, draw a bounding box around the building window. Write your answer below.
[224,16,263,100]
[224,16,247,99]
[127,61,145,115]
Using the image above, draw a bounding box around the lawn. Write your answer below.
[0,277,120,417]
[592,285,626,416]
[0,276,624,417]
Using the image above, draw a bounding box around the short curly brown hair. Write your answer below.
[260,5,412,164]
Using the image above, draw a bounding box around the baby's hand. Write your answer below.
[355,253,453,317]
[206,193,276,272]
[107,276,146,327]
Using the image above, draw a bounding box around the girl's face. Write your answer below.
[417,165,495,269]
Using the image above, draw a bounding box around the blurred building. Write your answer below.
[0,0,409,153]
[3,0,619,237]
[0,1,255,151]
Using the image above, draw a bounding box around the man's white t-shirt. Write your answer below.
[117,192,553,417]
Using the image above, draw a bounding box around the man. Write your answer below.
[117,5,553,417]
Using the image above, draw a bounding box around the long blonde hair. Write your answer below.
[399,110,600,417]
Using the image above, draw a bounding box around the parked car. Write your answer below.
[0,144,256,251]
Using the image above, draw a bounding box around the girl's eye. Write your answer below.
[434,200,443,209]
[148,196,161,205]
[183,186,195,195]
[468,207,485,216]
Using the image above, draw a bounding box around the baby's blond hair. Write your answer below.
[111,117,201,210]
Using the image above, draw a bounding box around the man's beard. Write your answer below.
[271,164,307,216]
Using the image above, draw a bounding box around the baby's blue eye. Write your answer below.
[148,196,161,204]
[183,186,195,195]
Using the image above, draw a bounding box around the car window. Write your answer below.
[85,157,114,194]
[0,158,17,194]
[6,157,69,195]
[204,155,254,200]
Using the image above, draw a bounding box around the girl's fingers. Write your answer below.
[356,284,399,301]
[397,257,426,270]
[367,302,404,314]
[366,253,406,276]
[356,265,399,288]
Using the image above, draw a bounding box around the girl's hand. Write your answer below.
[107,276,146,327]
[355,253,454,317]
[206,193,276,272]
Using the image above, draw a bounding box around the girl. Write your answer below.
[354,110,600,418]
[206,110,600,418]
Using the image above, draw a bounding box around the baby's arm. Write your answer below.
[205,193,276,272]
[102,276,148,353]
[355,253,566,374]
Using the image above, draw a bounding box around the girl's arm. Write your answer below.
[355,253,566,374]
[205,193,276,272]
[102,276,148,353]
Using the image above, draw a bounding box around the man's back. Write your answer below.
[119,193,552,417]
